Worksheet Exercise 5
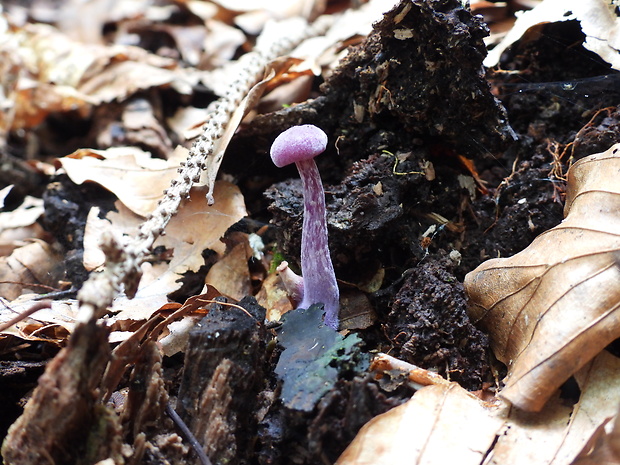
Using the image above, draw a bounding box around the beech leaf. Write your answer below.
[338,351,620,465]
[83,182,246,320]
[336,382,504,465]
[464,144,620,411]
[58,146,187,217]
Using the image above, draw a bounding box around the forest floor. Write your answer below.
[1,0,620,464]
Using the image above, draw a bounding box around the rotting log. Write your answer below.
[176,296,267,465]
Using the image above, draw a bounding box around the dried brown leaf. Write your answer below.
[101,289,222,399]
[4,20,193,129]
[0,240,62,301]
[339,351,620,465]
[255,272,294,322]
[0,195,44,232]
[84,182,246,320]
[59,146,187,217]
[0,195,46,256]
[77,58,191,104]
[486,351,620,465]
[573,413,620,465]
[336,382,504,465]
[338,289,377,330]
[203,240,253,301]
[570,352,620,465]
[0,296,79,347]
[464,144,620,411]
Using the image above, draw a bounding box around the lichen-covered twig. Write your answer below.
[77,16,333,323]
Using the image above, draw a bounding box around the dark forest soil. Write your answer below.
[248,5,620,464]
[3,0,620,464]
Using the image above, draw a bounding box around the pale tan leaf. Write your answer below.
[0,195,43,230]
[59,146,187,217]
[84,182,246,320]
[573,413,620,465]
[464,144,620,411]
[77,59,192,104]
[212,0,319,15]
[158,315,203,357]
[0,295,79,344]
[13,82,91,130]
[0,240,62,300]
[0,195,46,256]
[202,19,247,68]
[290,0,401,70]
[336,383,504,465]
[167,106,213,141]
[5,22,192,128]
[340,352,620,465]
[255,272,294,322]
[203,241,252,301]
[569,351,620,465]
[487,351,620,465]
[0,223,47,257]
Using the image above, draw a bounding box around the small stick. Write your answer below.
[370,353,451,390]
[0,300,53,332]
[165,402,213,465]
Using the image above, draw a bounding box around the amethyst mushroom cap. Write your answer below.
[270,124,340,329]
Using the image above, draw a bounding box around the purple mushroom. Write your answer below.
[270,124,340,329]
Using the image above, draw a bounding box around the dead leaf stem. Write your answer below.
[0,299,52,332]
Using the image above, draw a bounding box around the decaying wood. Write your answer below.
[175,296,267,465]
[120,341,169,462]
[1,321,121,465]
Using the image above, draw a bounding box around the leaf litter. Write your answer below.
[2,0,620,464]
[465,144,620,412]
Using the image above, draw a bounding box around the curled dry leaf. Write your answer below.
[464,144,620,411]
[0,296,79,349]
[486,350,620,465]
[0,195,44,232]
[203,236,253,301]
[0,240,63,301]
[255,272,294,322]
[0,195,46,256]
[573,409,620,465]
[3,19,192,129]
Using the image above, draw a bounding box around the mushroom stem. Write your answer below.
[276,261,304,305]
[296,158,339,329]
[270,124,340,329]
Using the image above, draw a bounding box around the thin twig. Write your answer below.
[166,402,213,465]
[0,300,53,332]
